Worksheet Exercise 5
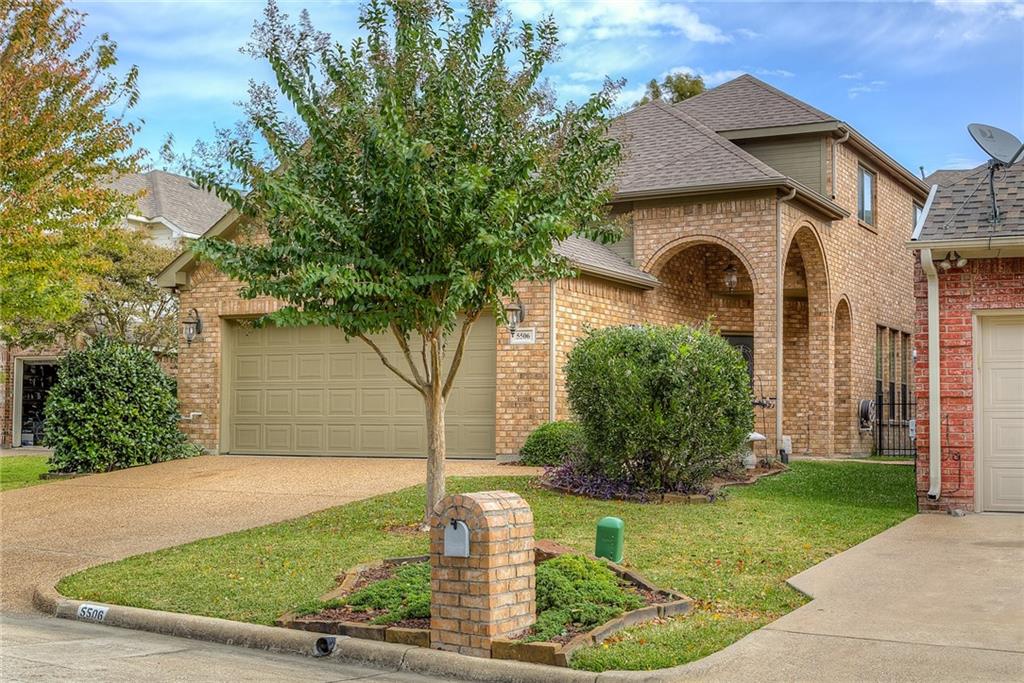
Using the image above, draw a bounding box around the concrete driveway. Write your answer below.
[672,513,1024,682]
[0,455,535,614]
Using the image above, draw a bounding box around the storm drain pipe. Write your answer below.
[920,248,942,500]
[776,186,797,459]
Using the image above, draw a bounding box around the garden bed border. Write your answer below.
[276,551,691,667]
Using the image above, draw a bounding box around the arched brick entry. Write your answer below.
[782,225,831,456]
[833,298,853,455]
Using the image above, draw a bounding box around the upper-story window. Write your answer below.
[913,202,923,231]
[858,165,876,226]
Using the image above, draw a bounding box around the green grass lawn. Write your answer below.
[58,461,915,671]
[0,456,50,491]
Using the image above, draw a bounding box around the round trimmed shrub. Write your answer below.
[565,323,753,494]
[519,421,585,466]
[44,337,196,473]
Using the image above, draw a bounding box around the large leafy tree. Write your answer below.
[16,228,179,352]
[191,0,622,520]
[0,0,141,343]
[634,71,705,106]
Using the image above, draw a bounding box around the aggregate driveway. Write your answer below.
[0,455,536,614]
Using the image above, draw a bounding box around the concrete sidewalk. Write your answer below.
[671,513,1024,681]
[0,613,445,682]
[0,455,536,614]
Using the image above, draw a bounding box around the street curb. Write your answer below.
[33,583,621,681]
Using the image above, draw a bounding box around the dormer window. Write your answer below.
[858,165,876,226]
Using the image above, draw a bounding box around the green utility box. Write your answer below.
[595,516,624,563]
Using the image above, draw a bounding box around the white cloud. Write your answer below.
[848,80,887,98]
[665,65,792,87]
[840,72,864,80]
[511,0,729,43]
[933,0,1024,19]
[942,153,987,169]
[736,28,761,39]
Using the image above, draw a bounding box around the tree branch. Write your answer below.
[357,333,425,395]
[442,311,481,400]
[390,322,427,387]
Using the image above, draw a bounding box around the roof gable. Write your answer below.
[109,170,230,236]
[610,99,785,198]
[676,74,836,132]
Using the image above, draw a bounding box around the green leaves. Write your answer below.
[190,0,621,347]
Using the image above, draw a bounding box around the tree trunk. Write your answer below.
[424,387,447,525]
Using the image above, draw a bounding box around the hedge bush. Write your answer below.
[564,324,753,494]
[44,338,196,473]
[519,421,586,466]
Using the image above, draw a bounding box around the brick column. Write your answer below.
[429,491,535,658]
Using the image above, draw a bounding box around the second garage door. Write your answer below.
[978,314,1024,512]
[223,319,497,458]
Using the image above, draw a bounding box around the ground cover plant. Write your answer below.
[0,455,50,491]
[303,555,642,642]
[58,462,915,671]
[563,324,753,497]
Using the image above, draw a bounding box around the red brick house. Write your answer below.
[910,162,1024,513]
[157,75,928,461]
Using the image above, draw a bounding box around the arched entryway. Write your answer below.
[833,298,853,455]
[782,225,831,456]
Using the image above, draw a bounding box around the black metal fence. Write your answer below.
[874,395,916,457]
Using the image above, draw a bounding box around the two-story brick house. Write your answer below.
[158,75,928,460]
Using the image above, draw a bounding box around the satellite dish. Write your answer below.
[968,123,1024,165]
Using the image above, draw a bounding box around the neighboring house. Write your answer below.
[910,162,1024,513]
[158,75,928,461]
[0,170,229,448]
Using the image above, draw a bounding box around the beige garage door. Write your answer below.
[979,315,1024,512]
[223,319,496,458]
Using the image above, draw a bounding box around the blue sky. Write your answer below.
[80,0,1024,176]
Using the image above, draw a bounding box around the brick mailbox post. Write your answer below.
[428,491,535,657]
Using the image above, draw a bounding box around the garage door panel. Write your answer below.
[234,390,261,416]
[225,318,495,457]
[265,390,292,415]
[360,389,390,416]
[235,356,262,381]
[295,424,324,451]
[296,354,326,380]
[329,353,357,380]
[295,390,324,416]
[395,388,421,416]
[359,425,389,452]
[328,425,355,450]
[987,468,1024,510]
[233,424,261,451]
[986,367,1024,410]
[265,355,293,381]
[264,425,292,450]
[328,389,356,416]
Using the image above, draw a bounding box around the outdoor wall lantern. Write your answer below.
[937,250,967,271]
[504,299,527,334]
[722,264,739,292]
[182,308,203,345]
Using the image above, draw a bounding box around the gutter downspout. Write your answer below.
[831,127,851,201]
[776,187,797,459]
[920,248,942,500]
[549,280,557,422]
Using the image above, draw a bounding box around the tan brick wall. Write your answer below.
[174,140,922,460]
[429,491,535,657]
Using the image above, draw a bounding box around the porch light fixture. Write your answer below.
[504,299,527,334]
[722,264,739,292]
[938,251,968,271]
[182,308,203,345]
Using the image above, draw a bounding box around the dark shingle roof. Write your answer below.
[554,235,659,288]
[916,164,1024,241]
[611,100,785,197]
[109,170,230,235]
[676,74,836,132]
